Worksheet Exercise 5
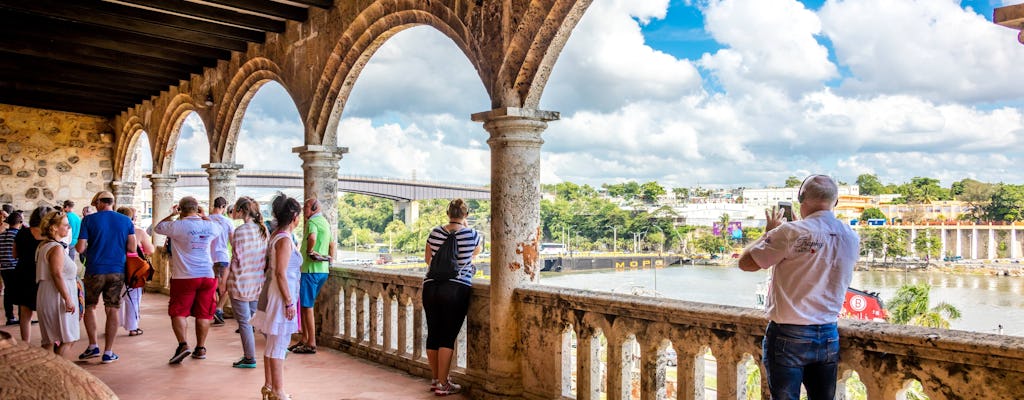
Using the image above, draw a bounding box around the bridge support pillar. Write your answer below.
[940,228,947,258]
[1012,229,1019,259]
[909,228,917,256]
[394,200,419,226]
[956,228,962,257]
[203,163,243,208]
[989,228,997,259]
[293,145,348,239]
[146,174,178,292]
[473,107,559,399]
[110,180,137,210]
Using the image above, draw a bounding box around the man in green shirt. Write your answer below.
[291,197,335,354]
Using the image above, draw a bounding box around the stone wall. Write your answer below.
[0,103,114,212]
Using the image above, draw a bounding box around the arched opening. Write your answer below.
[218,80,304,206]
[124,129,153,220]
[328,25,491,261]
[167,112,210,203]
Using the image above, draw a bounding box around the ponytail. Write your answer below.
[234,196,268,239]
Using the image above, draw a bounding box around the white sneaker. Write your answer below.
[435,381,461,396]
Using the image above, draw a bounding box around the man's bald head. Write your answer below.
[799,175,839,214]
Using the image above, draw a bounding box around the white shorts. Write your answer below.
[265,333,290,359]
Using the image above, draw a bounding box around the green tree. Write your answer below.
[887,283,962,328]
[860,207,886,222]
[984,184,1024,222]
[860,227,907,264]
[639,181,666,203]
[856,174,884,195]
[603,181,641,200]
[896,177,951,204]
[784,176,802,188]
[913,230,941,261]
[672,187,689,201]
[694,233,726,256]
[718,213,731,239]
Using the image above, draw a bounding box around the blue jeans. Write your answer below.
[231,299,257,359]
[762,321,839,400]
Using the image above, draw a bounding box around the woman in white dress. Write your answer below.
[251,194,302,400]
[117,206,156,337]
[35,210,79,355]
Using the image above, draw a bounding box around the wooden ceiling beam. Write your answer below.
[0,40,193,81]
[198,0,308,21]
[116,0,286,32]
[0,1,251,51]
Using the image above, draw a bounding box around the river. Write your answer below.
[541,265,1024,337]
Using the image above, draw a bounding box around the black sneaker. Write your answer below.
[169,343,191,364]
[4,319,18,326]
[212,311,225,326]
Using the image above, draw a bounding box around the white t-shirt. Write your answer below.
[748,210,859,325]
[155,216,223,279]
[209,213,234,264]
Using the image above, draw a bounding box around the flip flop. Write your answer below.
[129,329,144,336]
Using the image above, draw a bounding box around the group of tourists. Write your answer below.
[0,193,487,398]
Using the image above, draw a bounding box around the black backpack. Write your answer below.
[426,228,460,281]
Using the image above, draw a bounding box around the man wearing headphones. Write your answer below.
[290,196,335,354]
[738,175,860,400]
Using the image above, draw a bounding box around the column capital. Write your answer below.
[201,162,244,171]
[291,145,349,157]
[110,180,137,192]
[471,107,559,122]
[145,174,179,186]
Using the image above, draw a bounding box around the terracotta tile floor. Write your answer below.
[0,291,467,400]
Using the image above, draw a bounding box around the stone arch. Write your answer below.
[113,114,148,182]
[308,1,480,147]
[153,93,205,174]
[513,0,594,109]
[214,57,295,164]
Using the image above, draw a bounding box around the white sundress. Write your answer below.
[251,232,301,336]
[35,241,80,345]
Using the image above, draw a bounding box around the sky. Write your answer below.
[162,0,1024,190]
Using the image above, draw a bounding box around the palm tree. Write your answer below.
[718,213,730,239]
[887,284,962,328]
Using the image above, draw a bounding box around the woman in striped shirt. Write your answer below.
[226,196,269,369]
[422,198,482,396]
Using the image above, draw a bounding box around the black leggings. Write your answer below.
[422,280,471,350]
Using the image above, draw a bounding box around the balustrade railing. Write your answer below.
[321,268,1024,399]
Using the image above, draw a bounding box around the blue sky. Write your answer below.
[165,0,1024,189]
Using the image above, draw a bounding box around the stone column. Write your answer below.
[202,162,243,208]
[110,180,137,210]
[293,145,347,236]
[1012,229,1018,259]
[971,228,978,259]
[146,174,177,292]
[394,200,420,226]
[472,107,559,398]
[989,228,997,259]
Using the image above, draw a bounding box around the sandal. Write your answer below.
[128,329,144,337]
[261,385,273,400]
[292,345,316,354]
[287,342,305,352]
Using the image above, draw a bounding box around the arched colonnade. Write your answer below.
[107,1,593,397]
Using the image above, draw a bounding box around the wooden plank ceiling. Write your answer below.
[0,0,332,117]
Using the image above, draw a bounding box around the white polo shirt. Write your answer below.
[748,210,859,325]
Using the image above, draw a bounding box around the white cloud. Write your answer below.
[171,113,210,170]
[698,0,837,95]
[185,0,1024,191]
[820,0,1024,102]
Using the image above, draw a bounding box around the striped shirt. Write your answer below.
[227,222,268,301]
[0,228,17,270]
[424,226,481,286]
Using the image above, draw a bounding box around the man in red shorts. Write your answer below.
[154,197,222,364]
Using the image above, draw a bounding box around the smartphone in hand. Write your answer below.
[778,201,795,221]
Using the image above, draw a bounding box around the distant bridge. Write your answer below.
[140,169,490,202]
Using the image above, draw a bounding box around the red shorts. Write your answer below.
[168,278,218,319]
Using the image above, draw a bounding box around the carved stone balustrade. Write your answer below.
[320,269,1024,400]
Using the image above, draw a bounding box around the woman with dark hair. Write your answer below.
[35,210,79,355]
[0,211,23,325]
[226,196,268,369]
[117,206,155,337]
[423,198,482,396]
[12,205,53,343]
[251,194,302,400]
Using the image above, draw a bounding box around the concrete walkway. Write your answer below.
[0,291,467,400]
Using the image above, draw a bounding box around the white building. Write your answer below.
[672,203,768,227]
[741,185,860,207]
